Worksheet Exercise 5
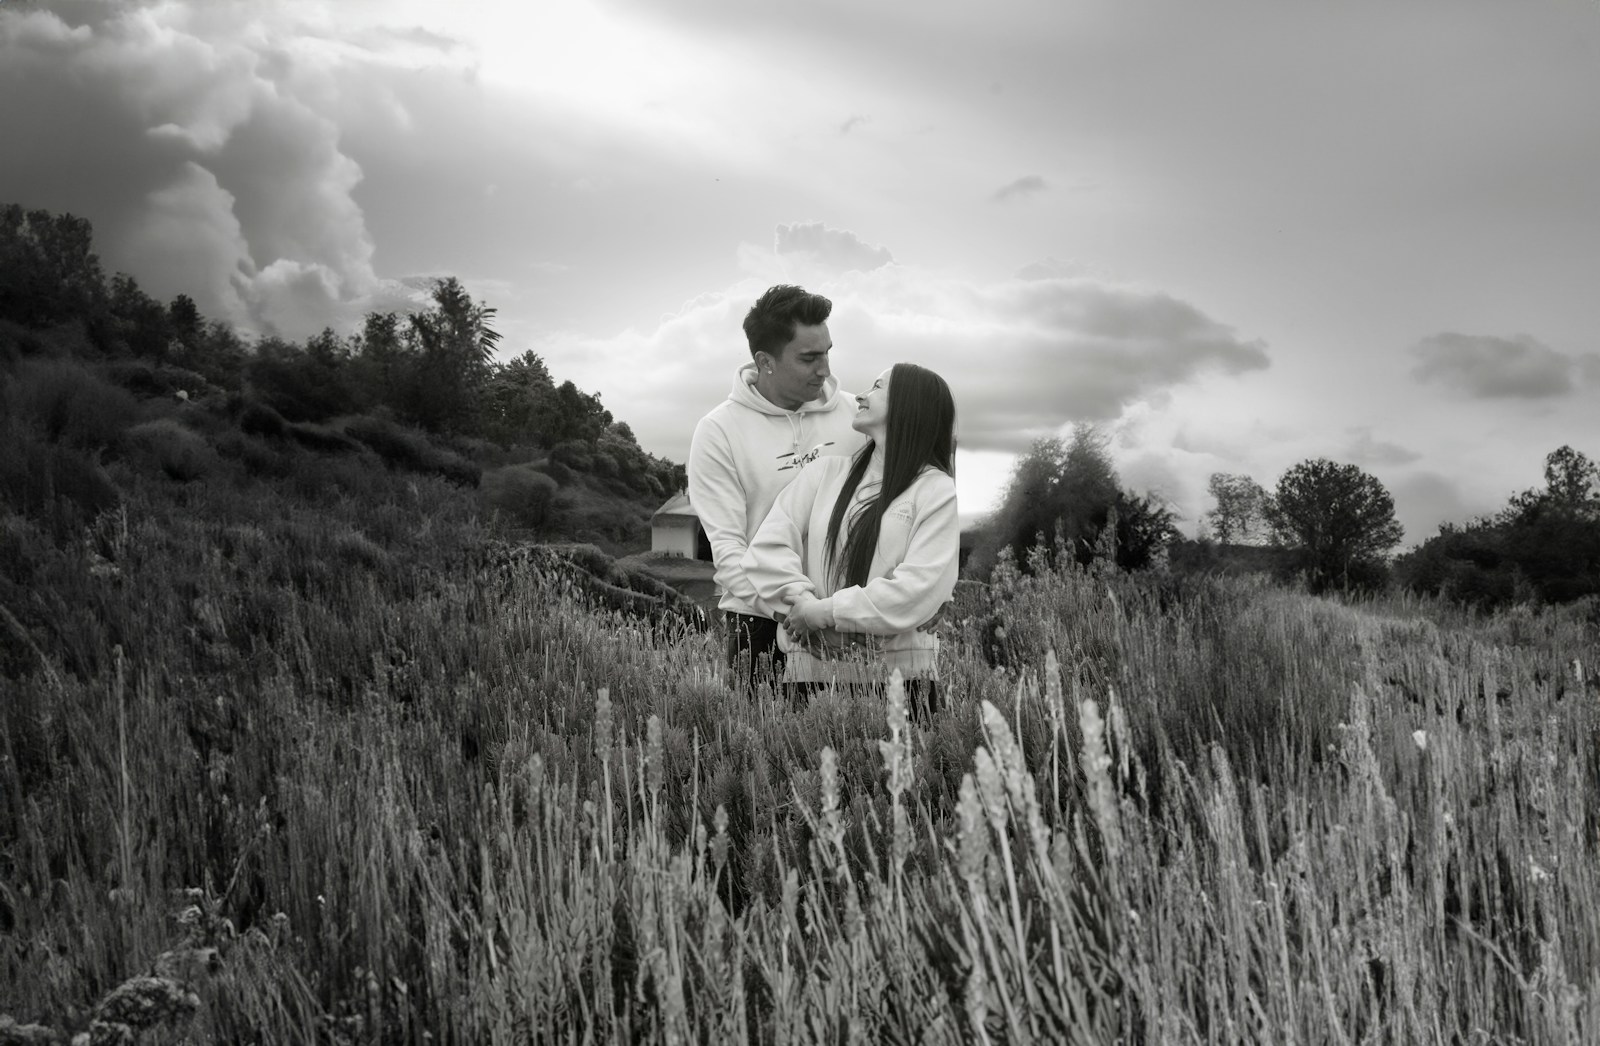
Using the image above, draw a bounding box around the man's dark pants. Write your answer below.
[725,612,786,694]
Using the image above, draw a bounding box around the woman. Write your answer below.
[740,362,959,711]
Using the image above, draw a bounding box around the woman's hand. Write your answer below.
[784,595,833,638]
[782,593,832,641]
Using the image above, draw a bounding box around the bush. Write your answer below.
[342,416,481,487]
[103,359,212,398]
[539,460,574,486]
[285,420,364,455]
[243,351,362,422]
[215,430,292,479]
[551,440,595,471]
[0,426,121,539]
[125,418,217,482]
[238,400,287,438]
[3,358,139,450]
[481,464,560,531]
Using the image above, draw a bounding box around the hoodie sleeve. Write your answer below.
[826,471,959,636]
[741,461,826,614]
[688,415,764,612]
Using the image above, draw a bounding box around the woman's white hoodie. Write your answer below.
[741,453,959,682]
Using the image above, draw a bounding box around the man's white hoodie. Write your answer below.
[688,363,865,617]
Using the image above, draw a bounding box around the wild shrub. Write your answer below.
[480,464,559,531]
[237,400,287,439]
[214,429,292,480]
[243,350,363,422]
[3,358,139,450]
[125,418,217,482]
[342,416,481,487]
[0,426,120,539]
[538,460,574,486]
[550,439,594,471]
[284,420,363,455]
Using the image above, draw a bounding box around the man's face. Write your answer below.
[760,322,832,409]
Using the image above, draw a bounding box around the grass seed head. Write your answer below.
[956,773,989,883]
[645,715,664,795]
[594,687,614,760]
[973,748,1008,835]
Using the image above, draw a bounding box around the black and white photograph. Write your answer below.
[2,0,1598,1041]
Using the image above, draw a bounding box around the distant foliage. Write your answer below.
[480,464,560,531]
[126,418,218,483]
[0,204,106,328]
[1203,472,1269,544]
[244,331,367,422]
[968,424,1177,578]
[1397,445,1600,607]
[3,358,139,451]
[1266,458,1403,593]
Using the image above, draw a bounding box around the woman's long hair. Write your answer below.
[824,363,956,588]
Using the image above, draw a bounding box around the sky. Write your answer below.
[3,0,1597,541]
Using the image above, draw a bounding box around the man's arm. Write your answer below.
[688,416,765,613]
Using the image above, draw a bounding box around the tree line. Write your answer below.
[0,202,686,500]
[966,420,1596,609]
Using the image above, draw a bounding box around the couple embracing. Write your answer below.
[688,284,959,716]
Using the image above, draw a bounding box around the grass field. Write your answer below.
[2,459,1598,1044]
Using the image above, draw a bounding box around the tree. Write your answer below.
[1398,445,1600,607]
[405,277,502,434]
[1266,458,1404,592]
[107,273,171,361]
[1204,472,1268,544]
[481,350,556,447]
[0,204,106,329]
[969,424,1173,577]
[1540,445,1598,511]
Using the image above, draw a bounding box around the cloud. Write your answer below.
[0,2,431,338]
[545,226,1270,461]
[992,175,1048,202]
[1015,257,1089,281]
[1410,332,1585,399]
[1344,427,1420,466]
[771,221,894,274]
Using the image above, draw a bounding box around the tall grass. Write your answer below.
[2,463,1598,1042]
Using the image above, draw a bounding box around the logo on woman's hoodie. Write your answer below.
[777,442,834,472]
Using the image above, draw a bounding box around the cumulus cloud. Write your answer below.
[546,225,1270,460]
[992,175,1048,202]
[1410,332,1585,399]
[0,2,448,338]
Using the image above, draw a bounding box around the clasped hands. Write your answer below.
[778,591,833,643]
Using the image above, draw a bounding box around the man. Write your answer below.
[688,284,866,693]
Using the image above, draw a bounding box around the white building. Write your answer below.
[650,491,711,560]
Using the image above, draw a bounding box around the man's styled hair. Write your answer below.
[743,284,832,360]
[824,363,956,589]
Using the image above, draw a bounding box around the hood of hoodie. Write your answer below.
[727,362,849,416]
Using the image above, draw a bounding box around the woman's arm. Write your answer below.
[815,472,959,636]
[740,460,829,616]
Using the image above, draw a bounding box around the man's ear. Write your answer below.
[754,351,773,373]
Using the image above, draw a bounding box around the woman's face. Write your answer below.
[851,367,892,440]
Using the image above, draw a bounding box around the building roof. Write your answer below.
[652,491,698,520]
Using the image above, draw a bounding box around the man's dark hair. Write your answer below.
[743,284,832,360]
